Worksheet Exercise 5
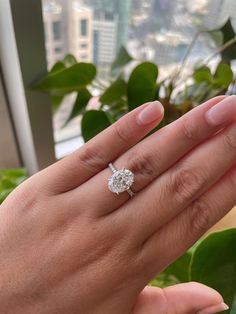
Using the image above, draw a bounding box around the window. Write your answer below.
[80,19,88,36]
[0,0,55,173]
[80,43,88,49]
[39,0,236,159]
[54,46,62,53]
[53,21,61,40]
[80,54,88,60]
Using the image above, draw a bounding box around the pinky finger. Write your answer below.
[142,165,236,273]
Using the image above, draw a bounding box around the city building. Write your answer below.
[43,1,64,67]
[116,0,132,51]
[93,12,118,70]
[69,2,93,62]
[42,0,93,69]
[43,0,127,74]
[83,0,132,53]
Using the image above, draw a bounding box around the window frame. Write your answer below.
[0,0,55,175]
[0,72,21,168]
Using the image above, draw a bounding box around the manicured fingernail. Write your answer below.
[137,101,164,126]
[206,95,236,126]
[197,302,229,314]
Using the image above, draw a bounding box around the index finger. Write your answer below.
[39,101,164,193]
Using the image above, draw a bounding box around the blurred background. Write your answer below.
[41,0,236,155]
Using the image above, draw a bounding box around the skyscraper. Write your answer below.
[83,0,132,52]
[43,1,64,67]
[93,12,118,68]
[116,0,132,51]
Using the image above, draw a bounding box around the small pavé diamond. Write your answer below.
[108,168,134,194]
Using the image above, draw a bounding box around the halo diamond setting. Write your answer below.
[108,168,134,195]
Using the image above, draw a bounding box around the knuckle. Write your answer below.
[171,166,206,202]
[224,126,236,152]
[189,198,212,235]
[188,282,207,290]
[79,145,106,173]
[113,122,132,144]
[181,117,199,141]
[127,150,156,180]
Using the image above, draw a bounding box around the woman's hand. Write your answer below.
[1,95,236,314]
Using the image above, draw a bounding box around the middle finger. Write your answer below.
[117,121,236,243]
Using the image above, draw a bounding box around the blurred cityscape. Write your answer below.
[41,0,236,156]
[42,0,236,71]
[43,0,132,74]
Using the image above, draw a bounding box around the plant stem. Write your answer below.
[91,82,105,91]
[171,31,201,84]
[177,36,236,85]
[204,36,236,65]
[95,78,109,89]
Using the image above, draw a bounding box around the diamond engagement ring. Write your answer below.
[108,163,135,197]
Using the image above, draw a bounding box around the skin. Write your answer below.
[0,95,236,314]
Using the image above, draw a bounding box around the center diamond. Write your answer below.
[108,169,134,194]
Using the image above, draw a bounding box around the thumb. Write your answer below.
[133,282,229,314]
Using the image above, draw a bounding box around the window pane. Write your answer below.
[80,43,88,48]
[41,0,236,158]
[80,19,88,36]
[53,21,61,40]
[54,46,62,53]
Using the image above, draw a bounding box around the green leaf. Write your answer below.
[193,66,212,84]
[66,88,92,124]
[100,78,127,105]
[81,110,111,142]
[63,54,77,67]
[207,30,224,47]
[127,62,158,110]
[175,82,213,105]
[203,87,226,101]
[51,94,64,112]
[49,61,67,111]
[111,46,133,72]
[150,273,180,288]
[34,63,97,93]
[213,63,233,88]
[230,294,236,314]
[106,100,128,120]
[50,55,77,75]
[163,251,192,282]
[150,251,192,288]
[50,55,77,74]
[49,61,66,74]
[190,229,236,312]
[219,19,236,63]
[0,169,27,204]
[0,168,27,184]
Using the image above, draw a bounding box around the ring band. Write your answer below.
[108,163,135,197]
